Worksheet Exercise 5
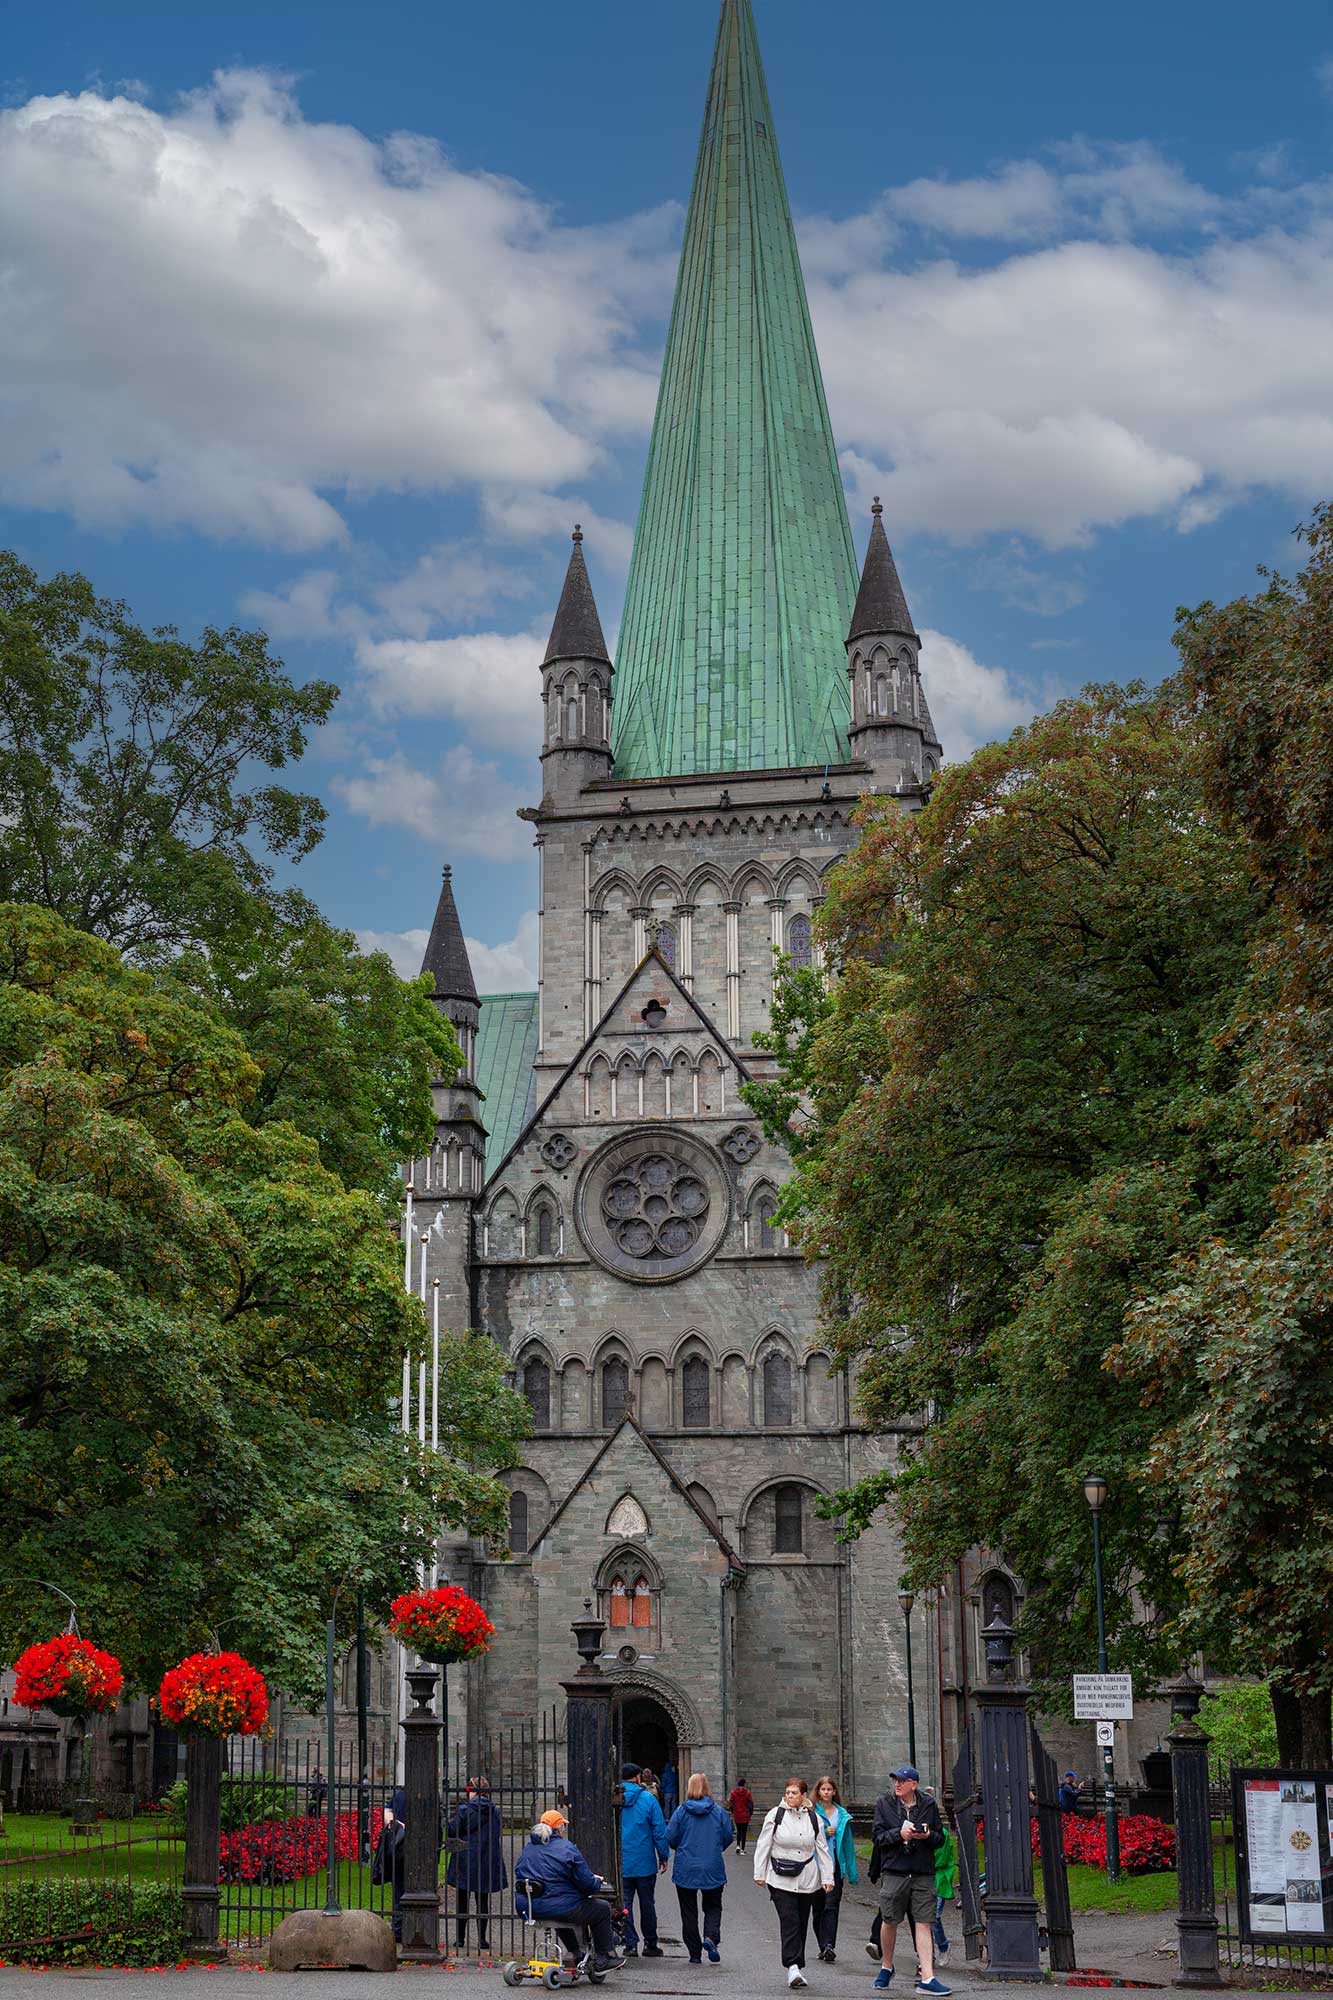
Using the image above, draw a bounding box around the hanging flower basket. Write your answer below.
[158,1651,269,1737]
[389,1585,494,1664]
[14,1635,124,1719]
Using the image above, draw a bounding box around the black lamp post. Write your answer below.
[897,1583,917,1768]
[1083,1474,1122,1884]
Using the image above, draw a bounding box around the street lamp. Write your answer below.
[1083,1475,1122,1884]
[897,1584,917,1769]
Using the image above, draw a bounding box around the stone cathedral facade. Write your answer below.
[409,0,958,1806]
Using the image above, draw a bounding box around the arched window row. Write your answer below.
[406,1142,482,1197]
[547,672,611,747]
[482,1189,564,1259]
[583,1047,727,1120]
[512,1343,841,1434]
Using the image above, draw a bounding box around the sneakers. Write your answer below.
[866,1943,882,1963]
[874,1972,894,1989]
[916,1981,952,1995]
[788,1970,807,1989]
[593,1956,625,1974]
[643,1945,664,1959]
[704,1941,720,1963]
[821,1948,837,1963]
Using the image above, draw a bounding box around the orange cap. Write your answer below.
[540,1809,568,1829]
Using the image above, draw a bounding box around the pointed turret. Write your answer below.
[611,0,859,779]
[846,501,944,789]
[422,863,479,1007]
[541,527,613,800]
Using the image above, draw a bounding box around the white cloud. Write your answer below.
[332,745,532,859]
[353,630,544,753]
[0,71,665,543]
[355,910,538,991]
[885,142,1221,245]
[918,629,1040,759]
[1318,55,1333,100]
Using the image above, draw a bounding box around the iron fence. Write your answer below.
[0,1821,181,1958]
[1212,1759,1333,1977]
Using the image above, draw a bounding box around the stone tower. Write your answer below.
[846,498,944,789]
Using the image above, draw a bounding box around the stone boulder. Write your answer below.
[268,1908,397,1972]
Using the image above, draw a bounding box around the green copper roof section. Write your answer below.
[611,0,858,780]
[476,992,538,1176]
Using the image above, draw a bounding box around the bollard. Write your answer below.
[1167,1680,1222,1989]
[399,1665,444,1962]
[973,1616,1042,1982]
[182,1735,223,1955]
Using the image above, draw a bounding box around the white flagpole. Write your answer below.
[431,1279,441,1453]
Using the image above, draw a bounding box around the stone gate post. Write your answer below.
[562,1601,618,1886]
[973,1615,1042,1982]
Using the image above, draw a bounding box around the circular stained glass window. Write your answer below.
[576,1128,730,1282]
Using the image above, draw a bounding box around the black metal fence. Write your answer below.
[0,1821,182,1958]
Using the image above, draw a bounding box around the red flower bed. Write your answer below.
[389,1584,493,1663]
[158,1652,268,1737]
[219,1811,363,1885]
[1030,1812,1176,1875]
[14,1635,124,1717]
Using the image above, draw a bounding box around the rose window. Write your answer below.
[602,1154,712,1261]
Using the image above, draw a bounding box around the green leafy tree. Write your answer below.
[0,905,528,1701]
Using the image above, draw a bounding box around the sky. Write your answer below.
[3,0,1332,990]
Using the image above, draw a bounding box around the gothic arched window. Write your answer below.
[632,1577,652,1628]
[536,1204,555,1257]
[609,1579,630,1628]
[757,1196,780,1252]
[682,1354,709,1429]
[657,923,678,971]
[602,1356,630,1429]
[522,1358,551,1431]
[876,674,889,717]
[586,685,601,741]
[763,1350,793,1427]
[509,1490,529,1555]
[787,914,813,971]
[774,1484,804,1555]
[566,697,579,740]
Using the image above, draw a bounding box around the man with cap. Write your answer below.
[870,1766,950,1996]
[1057,1772,1085,1814]
[619,1762,669,1957]
[513,1808,624,1971]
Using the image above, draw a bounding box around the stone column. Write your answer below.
[1168,1677,1222,1988]
[182,1735,223,1954]
[562,1601,617,1888]
[723,901,741,1040]
[675,904,696,991]
[399,1665,443,1962]
[973,1616,1041,1982]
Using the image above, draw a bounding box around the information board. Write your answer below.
[1072,1673,1134,1720]
[1234,1768,1333,1946]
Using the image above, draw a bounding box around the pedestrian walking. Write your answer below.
[753,1777,834,1989]
[661,1758,679,1820]
[811,1775,858,1962]
[370,1787,408,1942]
[727,1779,755,1855]
[666,1773,734,1964]
[639,1765,663,1805]
[931,1822,957,1961]
[871,1764,951,1995]
[619,1762,668,1959]
[446,1777,508,1955]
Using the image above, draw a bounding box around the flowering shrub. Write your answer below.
[1030,1811,1176,1875]
[158,1652,268,1737]
[218,1812,362,1885]
[389,1584,494,1663]
[13,1635,124,1718]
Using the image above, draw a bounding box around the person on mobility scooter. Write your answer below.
[505,1809,625,1987]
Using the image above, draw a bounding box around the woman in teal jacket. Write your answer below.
[811,1775,858,1962]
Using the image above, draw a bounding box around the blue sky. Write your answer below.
[3,0,1332,988]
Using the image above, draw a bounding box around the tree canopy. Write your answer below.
[0,905,527,1701]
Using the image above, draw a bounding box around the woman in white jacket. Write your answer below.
[753,1778,835,1989]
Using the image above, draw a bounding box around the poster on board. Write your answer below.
[1235,1771,1333,1946]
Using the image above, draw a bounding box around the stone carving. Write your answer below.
[541,1134,578,1171]
[607,1494,649,1539]
[722,1125,760,1165]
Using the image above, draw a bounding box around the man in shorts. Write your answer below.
[871,1764,950,1995]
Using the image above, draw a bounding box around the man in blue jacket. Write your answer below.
[514,1810,623,1971]
[620,1762,669,1957]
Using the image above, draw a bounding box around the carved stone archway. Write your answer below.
[603,1666,705,1751]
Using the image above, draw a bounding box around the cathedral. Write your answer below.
[410,0,950,1806]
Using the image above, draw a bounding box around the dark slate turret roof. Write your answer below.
[420,865,478,1004]
[848,499,917,644]
[543,527,611,667]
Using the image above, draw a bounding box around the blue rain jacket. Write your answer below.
[665,1796,734,1890]
[621,1781,669,1876]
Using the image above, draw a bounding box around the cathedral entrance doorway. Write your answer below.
[616,1695,677,1782]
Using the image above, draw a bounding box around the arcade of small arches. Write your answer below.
[406,1135,484,1198]
[512,1333,842,1436]
[480,1176,789,1261]
[545,664,610,749]
[849,644,938,780]
[581,1045,733,1123]
[501,1475,837,1569]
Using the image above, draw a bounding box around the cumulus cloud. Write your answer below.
[885,141,1222,244]
[0,71,668,543]
[332,745,532,860]
[918,629,1040,759]
[354,630,544,753]
[357,909,538,990]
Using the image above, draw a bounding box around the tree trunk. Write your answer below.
[1269,1684,1333,1767]
[1270,1684,1302,1766]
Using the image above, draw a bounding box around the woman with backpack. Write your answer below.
[446,1777,508,1955]
[753,1778,834,1990]
[811,1775,858,1962]
[727,1778,755,1855]
[665,1773,734,1964]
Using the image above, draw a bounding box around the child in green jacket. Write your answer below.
[932,1826,958,1958]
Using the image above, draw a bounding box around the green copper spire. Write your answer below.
[610,0,858,779]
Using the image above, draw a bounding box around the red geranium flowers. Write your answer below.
[14,1635,124,1717]
[389,1585,494,1663]
[1030,1811,1176,1875]
[159,1652,269,1737]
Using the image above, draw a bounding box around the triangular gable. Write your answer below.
[483,948,751,1190]
[534,1415,743,1570]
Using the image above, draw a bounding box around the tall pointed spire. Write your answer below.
[421,864,478,1005]
[544,525,611,667]
[849,498,916,643]
[610,0,858,780]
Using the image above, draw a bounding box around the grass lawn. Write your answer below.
[0,1814,182,1891]
[856,1830,1234,1920]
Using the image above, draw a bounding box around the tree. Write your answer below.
[745,682,1273,1698]
[0,905,529,1701]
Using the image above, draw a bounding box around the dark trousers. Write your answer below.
[676,1885,724,1961]
[768,1886,816,1969]
[623,1874,659,1950]
[735,1822,751,1854]
[813,1866,843,1953]
[455,1889,491,1948]
[555,1899,613,1961]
